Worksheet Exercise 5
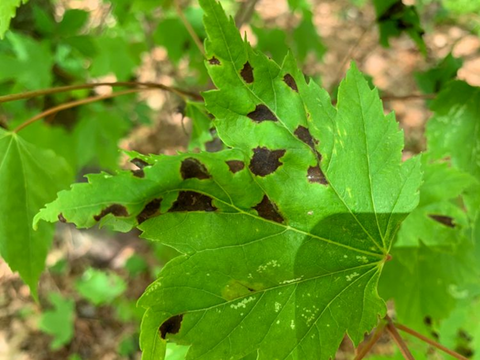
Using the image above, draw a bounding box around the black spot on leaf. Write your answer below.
[131,169,145,178]
[253,195,284,223]
[294,125,318,150]
[226,160,245,173]
[181,158,210,180]
[93,204,128,221]
[283,74,298,92]
[428,214,455,228]
[208,56,221,65]
[249,147,286,176]
[308,166,328,185]
[247,105,277,123]
[240,61,254,83]
[159,314,184,339]
[169,191,217,212]
[137,198,162,224]
[131,158,149,169]
[58,213,67,223]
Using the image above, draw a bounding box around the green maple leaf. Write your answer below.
[38,292,75,349]
[0,0,28,39]
[35,0,422,358]
[0,129,73,297]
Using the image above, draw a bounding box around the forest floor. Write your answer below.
[1,0,479,359]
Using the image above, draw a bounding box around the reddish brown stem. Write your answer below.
[385,321,414,360]
[0,81,202,104]
[395,322,469,360]
[381,93,436,102]
[354,323,385,360]
[13,88,150,133]
[174,0,205,57]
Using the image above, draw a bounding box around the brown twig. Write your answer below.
[174,0,205,57]
[385,317,414,360]
[354,322,386,360]
[235,0,260,28]
[13,88,152,133]
[0,81,203,104]
[395,322,469,360]
[380,93,436,102]
[330,21,375,92]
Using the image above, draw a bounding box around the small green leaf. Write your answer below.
[415,53,462,94]
[38,292,75,349]
[0,0,28,39]
[0,129,72,296]
[75,268,126,306]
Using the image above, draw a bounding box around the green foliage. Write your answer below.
[38,292,75,349]
[415,53,463,94]
[0,0,27,38]
[373,0,426,54]
[75,268,127,306]
[0,129,72,296]
[34,0,424,358]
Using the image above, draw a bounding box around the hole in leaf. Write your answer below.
[247,105,277,123]
[226,160,245,173]
[208,56,221,65]
[249,147,286,176]
[169,191,217,212]
[307,166,328,185]
[294,125,318,150]
[283,74,298,92]
[253,195,284,223]
[181,158,210,180]
[93,204,128,221]
[58,213,67,223]
[159,314,184,339]
[131,158,149,169]
[137,198,162,224]
[131,169,144,178]
[428,214,455,228]
[240,61,254,83]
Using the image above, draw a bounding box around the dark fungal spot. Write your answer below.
[159,314,184,339]
[240,61,254,83]
[428,214,455,228]
[208,56,220,65]
[294,125,318,150]
[93,204,128,221]
[249,147,286,176]
[131,158,149,169]
[131,169,144,178]
[247,104,277,123]
[169,191,217,212]
[58,213,67,223]
[137,198,162,224]
[226,160,245,173]
[253,195,284,223]
[308,166,328,185]
[283,74,298,92]
[180,158,210,180]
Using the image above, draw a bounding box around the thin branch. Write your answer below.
[330,21,375,92]
[13,88,152,133]
[385,320,414,360]
[354,323,386,360]
[0,81,203,104]
[174,0,205,57]
[235,0,260,28]
[380,93,436,102]
[395,322,469,360]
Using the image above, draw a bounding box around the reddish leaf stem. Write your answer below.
[0,81,203,104]
[13,88,151,133]
[385,321,414,360]
[395,322,469,360]
[354,323,385,360]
